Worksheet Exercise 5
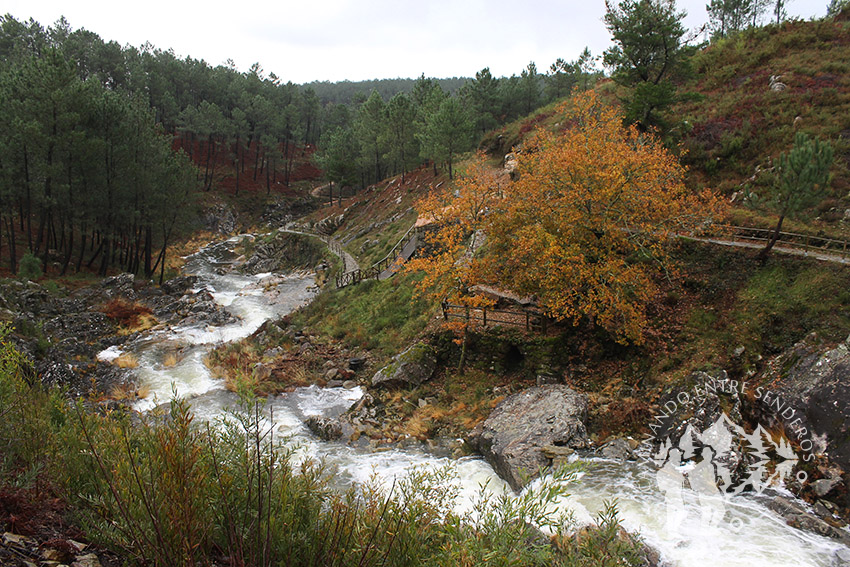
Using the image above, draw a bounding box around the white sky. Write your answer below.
[4,0,829,83]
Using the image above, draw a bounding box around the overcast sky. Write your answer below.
[4,0,829,83]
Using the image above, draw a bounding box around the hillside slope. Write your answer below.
[678,17,850,200]
[482,16,850,234]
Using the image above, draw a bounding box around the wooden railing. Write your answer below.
[335,225,423,288]
[440,301,548,333]
[283,224,355,272]
[702,225,850,258]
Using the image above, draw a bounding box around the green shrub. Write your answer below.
[17,252,42,281]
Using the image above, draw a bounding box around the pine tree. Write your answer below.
[757,133,833,260]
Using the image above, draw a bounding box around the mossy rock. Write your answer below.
[372,342,437,388]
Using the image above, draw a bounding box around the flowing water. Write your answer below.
[99,235,849,567]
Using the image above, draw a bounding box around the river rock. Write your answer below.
[305,415,343,441]
[469,385,589,491]
[43,312,115,343]
[161,275,200,296]
[204,203,238,234]
[757,492,850,546]
[813,477,843,498]
[241,232,325,275]
[371,343,437,388]
[151,290,236,327]
[598,438,635,461]
[651,370,748,484]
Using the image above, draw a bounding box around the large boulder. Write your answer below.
[371,343,437,388]
[650,370,749,485]
[204,203,238,234]
[100,273,136,300]
[755,334,850,471]
[240,232,325,275]
[469,385,589,491]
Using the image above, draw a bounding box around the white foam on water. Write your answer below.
[537,458,846,567]
[290,385,364,418]
[96,345,123,362]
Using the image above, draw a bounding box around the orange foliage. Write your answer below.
[409,91,723,344]
[486,91,723,343]
[405,155,508,336]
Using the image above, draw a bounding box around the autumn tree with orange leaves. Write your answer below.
[406,156,507,353]
[409,91,721,345]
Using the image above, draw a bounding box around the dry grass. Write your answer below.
[162,352,179,368]
[114,353,139,369]
[108,382,150,400]
[102,298,157,334]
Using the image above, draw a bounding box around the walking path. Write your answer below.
[281,224,360,273]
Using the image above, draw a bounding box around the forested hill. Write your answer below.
[302,77,468,105]
[0,14,606,281]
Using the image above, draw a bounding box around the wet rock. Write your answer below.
[598,438,636,461]
[758,493,850,546]
[652,370,748,483]
[541,445,574,468]
[327,379,344,388]
[151,290,236,327]
[371,343,437,388]
[755,334,850,472]
[241,232,325,275]
[343,380,357,389]
[813,477,843,498]
[469,385,589,491]
[43,312,115,343]
[160,275,199,296]
[305,415,343,441]
[326,368,339,380]
[204,203,238,234]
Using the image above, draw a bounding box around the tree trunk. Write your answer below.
[23,147,33,251]
[144,225,153,278]
[86,237,104,269]
[758,213,787,262]
[99,237,110,277]
[76,231,87,273]
[6,217,17,275]
[60,226,74,275]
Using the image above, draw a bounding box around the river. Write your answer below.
[98,235,848,567]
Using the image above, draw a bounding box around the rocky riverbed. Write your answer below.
[4,230,850,567]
